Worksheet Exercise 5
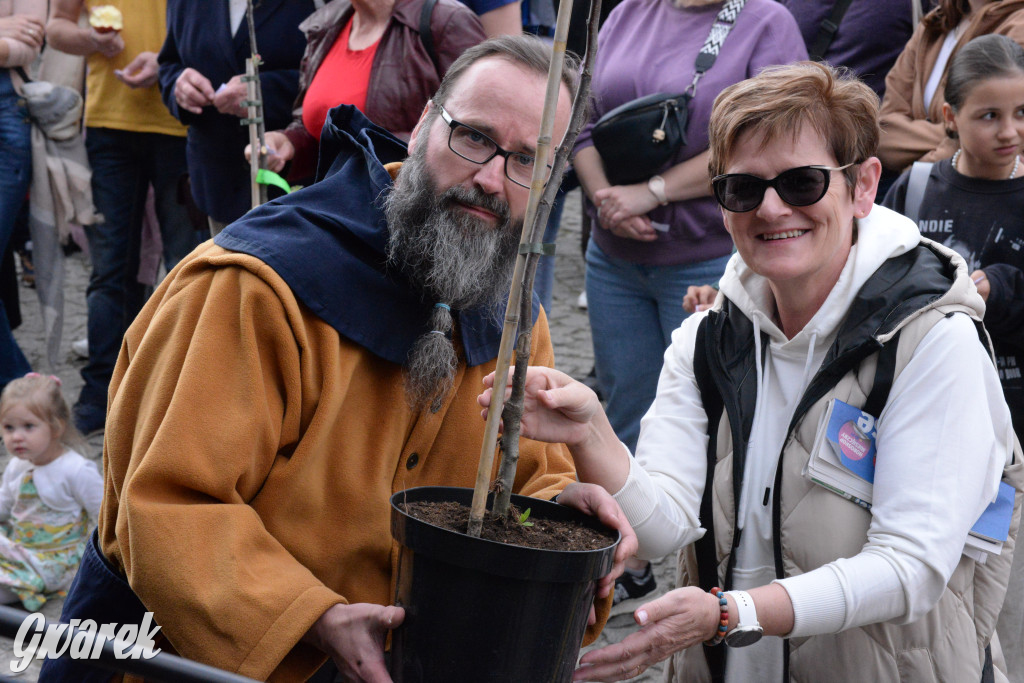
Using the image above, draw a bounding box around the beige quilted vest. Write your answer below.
[665,248,1024,683]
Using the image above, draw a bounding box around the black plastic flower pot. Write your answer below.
[389,485,619,683]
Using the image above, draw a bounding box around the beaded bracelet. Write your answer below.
[704,587,729,646]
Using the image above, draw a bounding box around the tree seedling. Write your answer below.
[467,0,601,537]
[519,508,534,528]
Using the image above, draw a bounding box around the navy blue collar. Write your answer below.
[215,105,538,367]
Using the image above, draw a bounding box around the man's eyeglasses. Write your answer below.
[435,103,541,189]
[711,164,854,213]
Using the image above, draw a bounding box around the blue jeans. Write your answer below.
[0,71,33,385]
[586,240,730,452]
[78,127,198,411]
[533,188,566,312]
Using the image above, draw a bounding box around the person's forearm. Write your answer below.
[977,264,1024,345]
[728,584,795,638]
[569,406,631,494]
[45,16,96,55]
[573,146,610,204]
[660,149,712,202]
[575,146,713,206]
[0,41,9,66]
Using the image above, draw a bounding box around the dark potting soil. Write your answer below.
[402,501,616,552]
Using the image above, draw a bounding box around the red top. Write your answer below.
[301,17,381,141]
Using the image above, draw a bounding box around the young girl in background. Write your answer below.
[0,373,102,609]
[883,33,1024,443]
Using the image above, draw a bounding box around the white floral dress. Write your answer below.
[0,451,102,610]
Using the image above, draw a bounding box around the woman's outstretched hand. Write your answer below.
[573,586,720,682]
[479,366,601,447]
[481,366,632,503]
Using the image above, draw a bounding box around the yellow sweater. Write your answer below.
[98,242,605,681]
[84,0,185,135]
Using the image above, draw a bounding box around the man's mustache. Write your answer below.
[439,185,511,224]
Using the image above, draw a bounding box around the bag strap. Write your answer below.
[903,161,933,225]
[419,0,441,76]
[688,0,748,97]
[862,331,901,420]
[14,66,32,83]
[808,0,855,61]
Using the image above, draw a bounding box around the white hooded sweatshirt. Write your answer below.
[612,205,1015,681]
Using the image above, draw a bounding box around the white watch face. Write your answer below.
[648,176,667,204]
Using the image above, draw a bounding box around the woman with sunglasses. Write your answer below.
[570,0,805,603]
[481,61,1020,682]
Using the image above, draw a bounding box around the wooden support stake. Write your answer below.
[468,0,601,534]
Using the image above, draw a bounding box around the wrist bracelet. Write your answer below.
[704,587,729,646]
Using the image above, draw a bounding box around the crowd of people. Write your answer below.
[0,0,1017,681]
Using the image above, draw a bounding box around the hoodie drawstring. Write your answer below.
[737,318,819,530]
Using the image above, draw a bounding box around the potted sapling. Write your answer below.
[388,1,622,680]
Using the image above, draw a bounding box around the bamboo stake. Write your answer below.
[468,0,602,535]
[244,0,268,208]
[493,0,603,519]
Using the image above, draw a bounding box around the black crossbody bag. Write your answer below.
[591,0,746,186]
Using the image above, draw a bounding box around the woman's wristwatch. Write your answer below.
[647,175,669,205]
[723,590,763,647]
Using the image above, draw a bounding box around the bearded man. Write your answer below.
[43,35,636,683]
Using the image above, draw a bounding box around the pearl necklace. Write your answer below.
[952,148,1021,179]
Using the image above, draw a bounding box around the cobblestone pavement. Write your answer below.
[549,196,676,683]
[0,188,676,681]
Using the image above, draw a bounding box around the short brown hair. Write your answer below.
[708,61,879,189]
[432,35,580,110]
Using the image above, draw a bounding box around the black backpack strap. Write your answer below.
[862,330,901,419]
[14,66,31,83]
[692,317,727,683]
[419,0,441,75]
[808,0,855,61]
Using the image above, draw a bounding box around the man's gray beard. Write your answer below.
[383,144,522,411]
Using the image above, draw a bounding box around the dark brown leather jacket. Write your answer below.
[282,0,485,180]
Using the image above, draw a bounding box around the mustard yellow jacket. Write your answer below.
[98,242,603,681]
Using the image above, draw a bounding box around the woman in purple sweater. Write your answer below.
[572,0,805,599]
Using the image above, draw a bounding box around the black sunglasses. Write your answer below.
[711,164,854,213]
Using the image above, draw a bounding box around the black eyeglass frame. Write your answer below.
[711,163,855,213]
[435,102,545,189]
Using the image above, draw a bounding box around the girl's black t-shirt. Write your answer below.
[884,158,1024,439]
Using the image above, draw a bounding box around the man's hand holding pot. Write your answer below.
[304,602,405,682]
[557,482,638,601]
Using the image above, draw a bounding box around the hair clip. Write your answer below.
[24,372,62,387]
